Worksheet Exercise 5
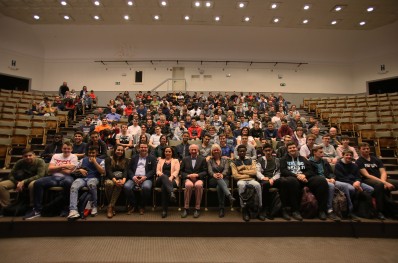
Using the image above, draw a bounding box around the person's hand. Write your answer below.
[297,174,307,183]
[16,181,24,192]
[353,181,362,191]
[327,178,336,184]
[384,182,395,191]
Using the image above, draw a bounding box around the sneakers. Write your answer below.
[228,194,236,203]
[327,211,341,222]
[67,210,80,220]
[291,211,303,221]
[23,209,41,220]
[282,208,291,221]
[318,211,327,221]
[91,207,98,217]
[376,212,386,220]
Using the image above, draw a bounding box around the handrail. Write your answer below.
[151,78,186,93]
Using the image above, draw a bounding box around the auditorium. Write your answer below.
[0,1,398,262]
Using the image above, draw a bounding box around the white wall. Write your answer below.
[1,13,397,97]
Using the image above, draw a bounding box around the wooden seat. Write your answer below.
[375,131,395,157]
[373,124,390,131]
[12,128,31,147]
[365,117,379,125]
[0,120,15,129]
[31,122,47,145]
[15,120,32,129]
[0,138,12,169]
[357,124,375,143]
[337,118,352,133]
[380,116,394,124]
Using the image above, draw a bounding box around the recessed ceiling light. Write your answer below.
[205,1,212,8]
[303,4,311,10]
[93,15,100,20]
[302,19,309,24]
[93,1,100,6]
[60,1,67,6]
[367,7,374,12]
[124,15,130,20]
[214,16,220,21]
[153,15,160,20]
[273,17,280,23]
[194,1,201,7]
[127,1,134,6]
[160,1,168,7]
[237,2,247,8]
[243,16,250,22]
[271,3,279,9]
[331,20,338,25]
[333,5,344,12]
[359,21,366,26]
[64,15,70,20]
[33,15,40,20]
[184,15,190,21]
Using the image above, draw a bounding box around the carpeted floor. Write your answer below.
[1,237,397,263]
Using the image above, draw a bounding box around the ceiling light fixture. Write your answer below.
[153,15,160,20]
[205,1,212,8]
[302,19,309,24]
[367,7,374,12]
[331,20,338,25]
[237,2,247,8]
[359,21,366,26]
[270,3,279,9]
[127,1,134,6]
[184,15,190,21]
[93,15,100,20]
[64,15,70,20]
[243,16,250,22]
[93,1,100,6]
[333,5,345,12]
[273,17,280,23]
[124,15,130,20]
[214,16,220,21]
[160,1,168,7]
[60,1,67,6]
[33,15,40,20]
[194,1,201,7]
[303,4,311,10]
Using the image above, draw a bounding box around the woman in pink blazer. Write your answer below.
[156,146,180,218]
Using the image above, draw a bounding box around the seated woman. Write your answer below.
[207,144,235,218]
[155,146,180,218]
[104,145,128,218]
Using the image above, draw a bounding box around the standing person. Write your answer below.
[231,145,263,222]
[23,141,78,220]
[207,144,235,218]
[124,143,156,215]
[104,145,128,219]
[67,146,105,220]
[356,143,395,219]
[155,147,180,218]
[0,149,45,216]
[280,142,329,221]
[59,81,69,98]
[180,144,208,218]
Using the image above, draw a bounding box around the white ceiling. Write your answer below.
[0,0,397,30]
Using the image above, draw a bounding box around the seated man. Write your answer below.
[94,117,111,133]
[309,146,351,221]
[180,144,207,218]
[276,135,292,158]
[85,131,108,159]
[280,142,329,221]
[356,142,395,219]
[336,135,359,160]
[234,135,257,160]
[175,132,191,161]
[23,141,78,219]
[79,117,95,140]
[40,133,64,163]
[67,146,105,219]
[299,134,316,159]
[320,133,338,165]
[0,149,46,216]
[72,131,87,160]
[123,143,156,215]
[106,108,121,122]
[335,149,373,221]
[231,145,262,222]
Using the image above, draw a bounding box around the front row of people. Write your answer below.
[1,141,396,221]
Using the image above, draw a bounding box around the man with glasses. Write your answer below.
[134,124,151,146]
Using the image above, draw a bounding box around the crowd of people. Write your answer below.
[0,88,397,222]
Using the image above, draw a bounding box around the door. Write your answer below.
[172,67,185,92]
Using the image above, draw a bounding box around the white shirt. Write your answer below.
[50,153,78,177]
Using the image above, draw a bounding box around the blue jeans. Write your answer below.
[33,175,74,211]
[336,181,374,212]
[123,179,153,208]
[69,178,99,211]
[327,181,352,212]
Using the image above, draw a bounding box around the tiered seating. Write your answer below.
[303,92,398,157]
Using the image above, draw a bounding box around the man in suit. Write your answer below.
[180,144,208,218]
[123,143,156,215]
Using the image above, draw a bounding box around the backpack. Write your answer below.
[300,186,318,219]
[269,188,282,217]
[41,191,65,217]
[78,192,93,219]
[354,191,376,219]
[240,184,260,218]
[332,188,348,218]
